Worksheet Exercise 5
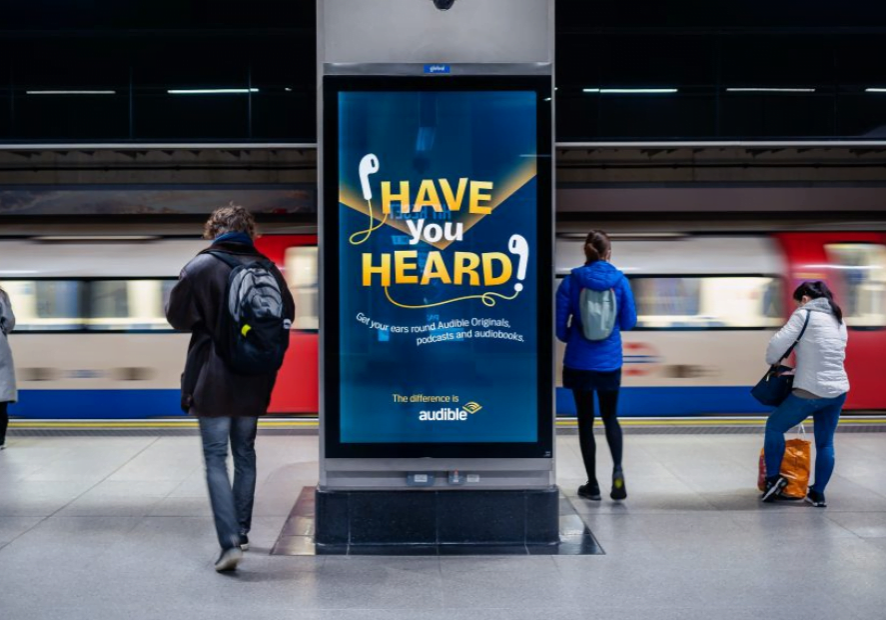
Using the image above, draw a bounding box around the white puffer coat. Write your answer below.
[0,289,17,403]
[766,297,849,398]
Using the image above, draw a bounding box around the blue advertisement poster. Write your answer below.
[329,80,551,453]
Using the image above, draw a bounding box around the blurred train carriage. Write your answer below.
[0,236,318,419]
[1,232,884,419]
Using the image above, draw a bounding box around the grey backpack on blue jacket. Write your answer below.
[578,286,618,341]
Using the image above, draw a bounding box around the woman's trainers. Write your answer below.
[577,481,601,501]
[805,488,827,508]
[611,468,627,501]
[761,476,788,502]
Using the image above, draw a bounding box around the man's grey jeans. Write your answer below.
[198,416,259,550]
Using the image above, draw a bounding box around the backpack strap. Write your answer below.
[568,273,582,322]
[776,310,811,364]
[203,249,245,270]
[204,249,286,295]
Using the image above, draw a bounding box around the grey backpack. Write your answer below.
[578,287,618,341]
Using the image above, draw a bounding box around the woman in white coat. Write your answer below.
[0,287,16,449]
[761,281,849,507]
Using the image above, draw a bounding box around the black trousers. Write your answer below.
[571,387,624,484]
[0,401,8,446]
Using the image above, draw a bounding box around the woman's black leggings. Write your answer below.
[572,388,623,484]
[0,401,7,446]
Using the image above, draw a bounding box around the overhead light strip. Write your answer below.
[584,88,678,94]
[167,88,259,95]
[866,88,886,93]
[31,235,160,242]
[727,87,816,93]
[602,88,678,94]
[26,90,116,95]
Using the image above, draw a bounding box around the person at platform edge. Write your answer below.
[166,204,295,572]
[556,230,637,502]
[761,281,849,508]
[0,286,17,450]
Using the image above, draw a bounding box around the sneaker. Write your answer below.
[805,488,827,508]
[761,476,788,503]
[611,467,627,501]
[577,481,601,501]
[239,534,249,551]
[214,546,243,572]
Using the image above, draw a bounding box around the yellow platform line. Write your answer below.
[9,417,886,430]
[556,418,886,427]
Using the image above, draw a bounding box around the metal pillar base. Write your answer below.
[315,486,559,548]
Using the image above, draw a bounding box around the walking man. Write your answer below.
[167,204,295,571]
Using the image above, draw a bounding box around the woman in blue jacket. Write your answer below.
[556,230,637,501]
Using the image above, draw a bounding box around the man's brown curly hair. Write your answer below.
[203,203,257,240]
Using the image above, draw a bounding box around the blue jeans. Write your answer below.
[764,392,846,493]
[198,416,259,550]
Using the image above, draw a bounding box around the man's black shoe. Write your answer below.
[214,546,242,572]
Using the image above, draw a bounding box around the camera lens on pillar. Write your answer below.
[432,0,456,10]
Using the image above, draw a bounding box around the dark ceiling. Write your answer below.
[2,2,886,142]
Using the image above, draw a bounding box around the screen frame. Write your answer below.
[322,74,553,459]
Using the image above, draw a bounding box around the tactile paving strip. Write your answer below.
[6,428,318,437]
[8,421,885,437]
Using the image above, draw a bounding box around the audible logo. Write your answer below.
[418,401,483,422]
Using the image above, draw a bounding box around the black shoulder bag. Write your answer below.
[751,311,811,407]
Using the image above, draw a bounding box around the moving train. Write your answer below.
[1,231,883,419]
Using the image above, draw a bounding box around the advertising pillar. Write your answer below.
[317,0,556,547]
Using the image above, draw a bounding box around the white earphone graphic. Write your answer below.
[359,154,380,201]
[508,234,529,293]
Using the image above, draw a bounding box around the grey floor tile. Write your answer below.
[84,478,182,498]
[728,509,859,539]
[147,496,213,517]
[0,515,43,546]
[302,557,444,609]
[55,495,164,518]
[105,437,202,482]
[861,537,886,556]
[810,478,886,512]
[569,491,716,515]
[440,556,569,609]
[0,497,72,517]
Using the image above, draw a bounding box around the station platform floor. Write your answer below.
[2,428,886,620]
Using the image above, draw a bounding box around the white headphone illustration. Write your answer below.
[359,154,380,201]
[350,153,384,246]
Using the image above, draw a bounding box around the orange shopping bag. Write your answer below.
[757,426,811,499]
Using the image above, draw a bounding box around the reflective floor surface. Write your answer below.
[2,431,886,620]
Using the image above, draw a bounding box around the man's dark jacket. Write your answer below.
[166,239,296,418]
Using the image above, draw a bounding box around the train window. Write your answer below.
[284,246,319,330]
[87,280,176,331]
[824,244,886,329]
[631,276,784,329]
[0,280,84,331]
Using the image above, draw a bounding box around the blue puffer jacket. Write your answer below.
[556,261,638,372]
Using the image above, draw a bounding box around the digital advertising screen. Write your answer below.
[323,76,552,459]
